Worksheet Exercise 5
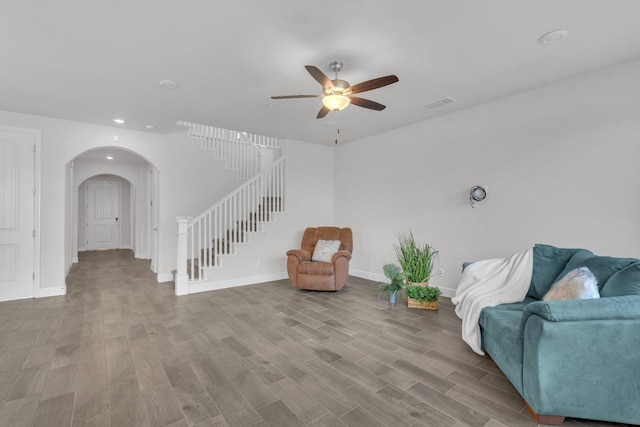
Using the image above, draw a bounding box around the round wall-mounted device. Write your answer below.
[469,186,487,208]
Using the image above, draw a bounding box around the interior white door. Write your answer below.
[86,180,120,250]
[0,128,36,300]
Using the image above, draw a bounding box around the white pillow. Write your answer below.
[312,240,341,262]
[543,267,600,301]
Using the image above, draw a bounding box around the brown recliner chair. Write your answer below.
[287,227,353,291]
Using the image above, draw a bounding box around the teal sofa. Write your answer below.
[479,244,640,425]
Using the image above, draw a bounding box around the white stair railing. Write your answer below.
[176,121,282,179]
[175,157,285,295]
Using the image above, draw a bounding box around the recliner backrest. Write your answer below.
[301,227,353,255]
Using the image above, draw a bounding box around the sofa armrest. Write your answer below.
[519,295,640,336]
[520,295,640,423]
[287,249,311,263]
[331,250,352,263]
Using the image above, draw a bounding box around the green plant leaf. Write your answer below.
[405,285,441,301]
[394,231,439,283]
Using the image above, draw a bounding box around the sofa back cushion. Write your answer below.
[555,253,637,292]
[600,262,640,297]
[528,244,583,300]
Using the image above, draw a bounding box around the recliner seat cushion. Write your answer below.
[298,261,335,275]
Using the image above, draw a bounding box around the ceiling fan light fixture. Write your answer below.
[322,94,350,111]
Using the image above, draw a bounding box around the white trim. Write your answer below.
[187,272,288,295]
[350,268,385,283]
[156,272,173,283]
[35,286,66,298]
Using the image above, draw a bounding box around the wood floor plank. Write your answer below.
[0,394,40,427]
[207,382,262,426]
[229,369,279,410]
[339,407,386,427]
[407,381,491,426]
[255,399,306,427]
[7,364,49,399]
[32,392,75,427]
[267,377,328,423]
[295,374,358,418]
[40,363,77,400]
[172,380,221,425]
[140,381,184,426]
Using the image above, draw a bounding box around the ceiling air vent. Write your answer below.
[422,97,456,110]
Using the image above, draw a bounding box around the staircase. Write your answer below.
[175,122,285,296]
[176,121,281,179]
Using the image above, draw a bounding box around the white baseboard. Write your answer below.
[350,269,456,298]
[157,272,174,283]
[35,286,66,298]
[187,272,288,295]
[350,269,385,282]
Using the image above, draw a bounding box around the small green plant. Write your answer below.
[378,263,405,294]
[394,231,439,283]
[405,285,441,302]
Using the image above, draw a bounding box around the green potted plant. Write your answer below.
[378,263,405,304]
[405,284,441,310]
[394,231,438,286]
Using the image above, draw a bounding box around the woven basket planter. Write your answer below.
[407,297,439,310]
[406,281,429,287]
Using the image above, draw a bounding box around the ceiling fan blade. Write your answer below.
[305,65,334,90]
[347,75,399,95]
[316,106,330,119]
[349,97,386,111]
[271,94,322,99]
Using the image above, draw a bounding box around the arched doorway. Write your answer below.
[66,147,159,278]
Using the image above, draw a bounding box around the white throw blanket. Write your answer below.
[452,248,533,355]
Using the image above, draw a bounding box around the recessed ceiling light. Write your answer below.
[113,118,125,124]
[539,29,569,45]
[160,79,179,89]
[106,156,114,160]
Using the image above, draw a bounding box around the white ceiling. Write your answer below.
[2,1,640,145]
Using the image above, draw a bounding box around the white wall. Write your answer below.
[0,110,243,293]
[335,58,640,296]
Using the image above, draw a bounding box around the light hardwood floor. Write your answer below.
[0,250,634,427]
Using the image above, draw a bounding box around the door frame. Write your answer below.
[84,179,122,250]
[0,125,41,298]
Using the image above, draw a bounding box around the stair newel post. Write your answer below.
[175,216,192,296]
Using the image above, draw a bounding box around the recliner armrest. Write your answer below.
[287,249,311,263]
[331,250,352,263]
[519,295,640,336]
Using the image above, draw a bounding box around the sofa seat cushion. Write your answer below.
[480,308,524,394]
[298,261,335,275]
[488,297,537,312]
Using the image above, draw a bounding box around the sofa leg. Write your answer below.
[525,403,565,425]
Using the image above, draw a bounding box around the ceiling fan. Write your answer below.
[271,61,399,119]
